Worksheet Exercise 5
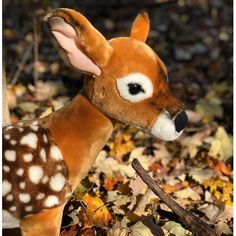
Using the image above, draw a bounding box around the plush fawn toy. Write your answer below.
[3,8,188,236]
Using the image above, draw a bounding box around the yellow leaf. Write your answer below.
[109,132,135,160]
[82,193,112,228]
[205,126,233,161]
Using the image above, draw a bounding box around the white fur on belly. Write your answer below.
[3,210,20,228]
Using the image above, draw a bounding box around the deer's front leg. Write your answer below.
[20,205,64,236]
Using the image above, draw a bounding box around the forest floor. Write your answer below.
[3,0,233,235]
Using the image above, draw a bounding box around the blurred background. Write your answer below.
[3,0,233,235]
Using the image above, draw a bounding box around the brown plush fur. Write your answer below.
[3,8,186,235]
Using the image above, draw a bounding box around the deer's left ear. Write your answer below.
[45,8,113,76]
[130,12,150,42]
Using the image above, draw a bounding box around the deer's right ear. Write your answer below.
[45,8,113,76]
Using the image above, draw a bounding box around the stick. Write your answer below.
[132,158,217,236]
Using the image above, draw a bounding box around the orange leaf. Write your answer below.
[82,193,112,228]
[215,162,232,176]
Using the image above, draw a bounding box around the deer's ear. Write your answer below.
[130,12,150,42]
[45,8,113,76]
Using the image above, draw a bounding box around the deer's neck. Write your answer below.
[46,94,113,189]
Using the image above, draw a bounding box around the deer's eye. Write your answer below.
[128,83,145,95]
[116,73,153,102]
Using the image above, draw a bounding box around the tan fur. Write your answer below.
[3,8,186,235]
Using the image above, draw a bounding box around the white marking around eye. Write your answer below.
[20,133,38,149]
[28,166,44,184]
[4,150,16,162]
[49,173,66,192]
[116,73,153,102]
[50,145,63,160]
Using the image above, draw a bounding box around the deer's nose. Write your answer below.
[174,111,188,132]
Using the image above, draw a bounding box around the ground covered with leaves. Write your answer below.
[3,0,233,235]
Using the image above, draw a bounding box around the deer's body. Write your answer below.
[3,8,188,236]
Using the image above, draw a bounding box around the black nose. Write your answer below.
[174,111,188,132]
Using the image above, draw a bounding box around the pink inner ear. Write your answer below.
[49,17,101,76]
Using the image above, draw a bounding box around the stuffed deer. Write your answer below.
[3,8,188,236]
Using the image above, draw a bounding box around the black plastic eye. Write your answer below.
[127,83,145,95]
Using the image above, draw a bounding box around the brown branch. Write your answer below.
[132,158,217,236]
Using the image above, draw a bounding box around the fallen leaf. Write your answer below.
[82,193,112,228]
[107,221,129,236]
[189,168,215,184]
[129,221,154,236]
[174,187,201,201]
[60,225,78,236]
[204,126,233,161]
[215,221,232,235]
[163,221,192,236]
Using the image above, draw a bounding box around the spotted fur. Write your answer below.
[2,123,71,220]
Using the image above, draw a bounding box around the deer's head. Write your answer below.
[45,8,188,141]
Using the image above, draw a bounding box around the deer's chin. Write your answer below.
[150,111,183,141]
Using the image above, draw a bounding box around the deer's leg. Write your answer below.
[20,206,64,236]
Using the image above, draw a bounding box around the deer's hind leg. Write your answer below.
[20,205,64,236]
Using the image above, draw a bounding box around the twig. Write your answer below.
[132,159,217,236]
[11,42,33,86]
[33,16,39,85]
[2,69,11,126]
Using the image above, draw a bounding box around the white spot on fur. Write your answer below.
[50,145,63,160]
[10,140,17,145]
[25,206,33,212]
[3,210,20,228]
[151,111,183,141]
[6,194,13,201]
[20,182,26,189]
[4,150,16,162]
[57,165,62,171]
[36,193,45,200]
[30,125,39,131]
[19,193,31,203]
[18,122,24,126]
[49,173,66,192]
[17,168,24,176]
[18,127,24,132]
[3,165,10,172]
[9,206,16,211]
[43,134,48,143]
[44,195,59,207]
[23,153,33,162]
[28,166,44,184]
[40,148,46,162]
[32,121,38,125]
[20,133,38,149]
[5,125,14,130]
[3,181,12,196]
[42,175,49,184]
[4,134,10,140]
[116,73,153,102]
